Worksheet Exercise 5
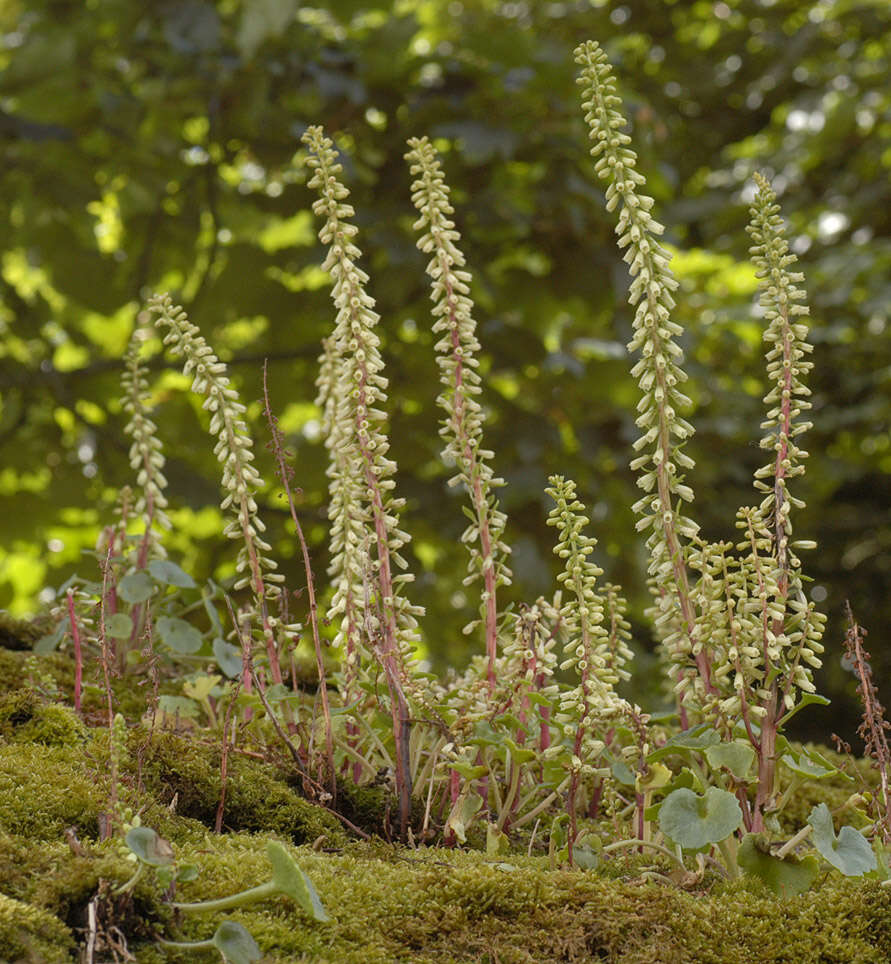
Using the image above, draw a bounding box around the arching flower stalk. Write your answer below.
[546,475,629,864]
[147,294,289,688]
[121,314,170,568]
[574,40,714,713]
[303,125,422,836]
[405,136,512,694]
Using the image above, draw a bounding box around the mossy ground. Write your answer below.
[1,646,889,963]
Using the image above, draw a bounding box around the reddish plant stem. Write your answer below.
[67,590,83,717]
[98,547,118,840]
[262,364,335,795]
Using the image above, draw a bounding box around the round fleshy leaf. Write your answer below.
[808,803,877,876]
[704,741,755,780]
[156,616,203,654]
[213,637,243,678]
[118,571,155,604]
[737,833,820,896]
[212,921,261,964]
[148,559,197,589]
[658,786,742,850]
[125,826,175,867]
[266,841,329,922]
[106,613,134,639]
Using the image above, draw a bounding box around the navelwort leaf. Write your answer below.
[737,833,820,896]
[807,803,876,876]
[106,613,134,639]
[266,840,330,922]
[125,826,175,867]
[658,787,743,850]
[118,570,155,604]
[156,615,203,654]
[704,741,756,781]
[148,558,197,588]
[212,921,261,964]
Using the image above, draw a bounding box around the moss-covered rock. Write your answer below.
[0,743,106,840]
[0,892,75,964]
[133,729,349,846]
[133,840,891,963]
[0,688,88,747]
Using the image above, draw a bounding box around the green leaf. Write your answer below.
[183,674,221,702]
[704,740,755,780]
[636,761,672,791]
[148,559,197,589]
[486,822,509,856]
[35,620,68,653]
[658,787,742,850]
[213,637,243,678]
[737,833,820,896]
[156,616,203,654]
[212,920,262,964]
[106,612,134,639]
[266,841,329,922]
[807,803,877,876]
[446,789,484,844]
[572,845,600,870]
[118,570,155,603]
[125,826,175,867]
[450,762,489,781]
[776,692,830,728]
[158,694,200,719]
[503,737,536,764]
[610,760,635,786]
[647,725,720,763]
[781,747,845,781]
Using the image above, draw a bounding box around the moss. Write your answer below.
[0,743,106,840]
[0,831,171,960]
[0,688,88,747]
[120,841,891,963]
[2,819,891,963]
[0,648,75,701]
[133,729,349,846]
[0,892,75,964]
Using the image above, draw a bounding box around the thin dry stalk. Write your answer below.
[844,601,891,843]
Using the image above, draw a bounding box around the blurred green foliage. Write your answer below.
[0,0,888,741]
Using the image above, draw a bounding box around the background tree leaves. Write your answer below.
[0,0,888,741]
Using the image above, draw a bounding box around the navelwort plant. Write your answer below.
[32,38,889,922]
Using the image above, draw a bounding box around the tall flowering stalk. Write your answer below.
[574,41,712,709]
[303,125,421,835]
[740,173,825,821]
[121,317,170,568]
[575,43,826,832]
[147,294,288,686]
[546,475,629,863]
[405,136,512,693]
